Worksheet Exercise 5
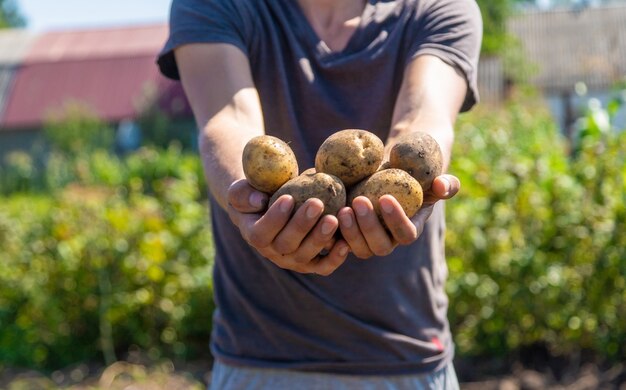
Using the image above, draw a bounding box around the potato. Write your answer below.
[269,171,346,217]
[389,131,443,191]
[348,168,423,225]
[242,135,299,194]
[315,129,384,187]
[300,167,317,175]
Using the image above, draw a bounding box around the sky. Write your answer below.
[16,0,172,32]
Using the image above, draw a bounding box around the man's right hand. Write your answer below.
[226,179,351,276]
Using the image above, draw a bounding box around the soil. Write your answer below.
[456,361,626,390]
[2,353,625,389]
[454,346,626,390]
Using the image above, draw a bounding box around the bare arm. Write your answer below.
[387,54,467,171]
[175,43,264,210]
[338,54,467,258]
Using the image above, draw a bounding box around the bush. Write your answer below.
[44,102,114,155]
[1,106,212,370]
[0,149,214,371]
[447,93,626,362]
[0,151,41,194]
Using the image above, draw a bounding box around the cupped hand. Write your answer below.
[226,179,351,275]
[337,174,460,259]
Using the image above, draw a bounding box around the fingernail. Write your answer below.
[307,204,322,219]
[321,221,334,235]
[249,192,263,208]
[339,213,353,228]
[339,245,349,257]
[280,197,293,213]
[381,200,393,214]
[354,203,368,217]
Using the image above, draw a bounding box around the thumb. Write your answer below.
[227,179,268,213]
[422,174,461,204]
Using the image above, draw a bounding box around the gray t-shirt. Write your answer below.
[158,0,481,375]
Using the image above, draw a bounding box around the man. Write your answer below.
[158,0,482,388]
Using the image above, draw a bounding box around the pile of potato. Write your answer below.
[242,129,443,224]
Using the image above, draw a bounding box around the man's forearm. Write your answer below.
[386,56,465,173]
[174,43,265,210]
[198,119,263,210]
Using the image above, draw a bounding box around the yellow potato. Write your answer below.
[269,171,346,217]
[315,129,384,187]
[300,167,317,175]
[389,131,443,191]
[242,135,299,194]
[348,168,423,225]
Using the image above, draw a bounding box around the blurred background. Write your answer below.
[0,0,624,389]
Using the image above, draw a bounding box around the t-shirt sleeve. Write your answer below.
[157,0,253,80]
[411,0,483,112]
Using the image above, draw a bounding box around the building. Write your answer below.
[507,3,626,134]
[0,29,37,157]
[0,24,193,157]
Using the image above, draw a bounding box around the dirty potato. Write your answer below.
[269,171,346,217]
[389,131,443,191]
[315,129,384,187]
[348,168,423,225]
[242,135,299,194]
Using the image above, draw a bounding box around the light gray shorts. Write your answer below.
[209,361,460,390]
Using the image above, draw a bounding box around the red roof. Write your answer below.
[2,56,181,128]
[0,24,190,129]
[24,24,169,63]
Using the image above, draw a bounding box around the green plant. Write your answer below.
[0,148,214,370]
[43,101,114,155]
[446,92,626,363]
[0,151,42,194]
[134,82,196,149]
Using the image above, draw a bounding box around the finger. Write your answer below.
[273,198,324,257]
[409,204,435,238]
[351,196,396,257]
[293,214,339,262]
[227,179,268,213]
[246,195,294,248]
[310,239,351,276]
[379,195,418,245]
[337,207,373,259]
[424,174,461,203]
